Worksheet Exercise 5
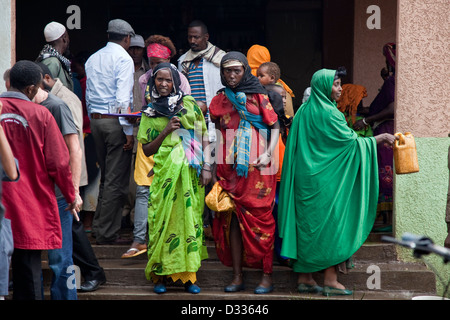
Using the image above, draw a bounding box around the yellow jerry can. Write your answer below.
[393,132,419,174]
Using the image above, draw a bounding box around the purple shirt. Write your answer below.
[368,75,395,117]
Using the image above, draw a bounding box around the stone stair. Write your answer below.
[38,230,437,300]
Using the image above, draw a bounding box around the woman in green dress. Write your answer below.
[278,68,397,296]
[138,63,212,294]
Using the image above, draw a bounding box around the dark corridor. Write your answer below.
[16,0,355,109]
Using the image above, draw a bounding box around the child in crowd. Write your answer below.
[257,61,280,86]
[257,62,294,117]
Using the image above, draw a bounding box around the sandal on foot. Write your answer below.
[121,243,147,258]
[254,285,274,294]
[297,283,323,294]
[185,282,201,294]
[153,283,167,294]
[224,283,245,292]
[322,286,353,296]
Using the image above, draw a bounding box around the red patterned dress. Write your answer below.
[209,92,278,273]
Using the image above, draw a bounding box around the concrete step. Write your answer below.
[73,285,433,301]
[40,256,436,295]
[81,240,398,263]
[37,231,437,300]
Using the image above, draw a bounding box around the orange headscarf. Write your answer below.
[337,84,368,124]
[246,44,295,98]
[247,44,271,77]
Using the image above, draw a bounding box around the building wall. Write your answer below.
[396,0,450,138]
[395,0,450,296]
[353,0,397,102]
[0,0,14,93]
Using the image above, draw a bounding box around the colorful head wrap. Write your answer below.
[246,44,271,77]
[383,42,396,69]
[147,43,172,59]
[220,51,267,95]
[246,44,295,98]
[222,59,244,69]
[144,63,184,117]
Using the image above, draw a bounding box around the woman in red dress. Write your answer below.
[209,51,280,294]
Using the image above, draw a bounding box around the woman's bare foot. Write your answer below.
[323,266,346,289]
[297,273,317,286]
[323,280,346,290]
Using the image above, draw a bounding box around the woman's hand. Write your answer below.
[162,116,181,136]
[142,117,181,157]
[375,133,398,148]
[200,162,213,186]
[200,168,212,187]
[197,101,207,115]
[353,118,368,131]
[253,152,272,170]
[253,121,280,171]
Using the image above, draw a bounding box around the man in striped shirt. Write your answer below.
[178,20,226,240]
[178,20,225,138]
[188,60,208,111]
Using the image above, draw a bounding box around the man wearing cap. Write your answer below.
[85,19,135,245]
[128,34,149,113]
[37,21,74,91]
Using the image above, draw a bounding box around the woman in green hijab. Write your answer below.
[278,68,397,296]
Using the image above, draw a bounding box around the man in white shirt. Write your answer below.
[85,19,135,245]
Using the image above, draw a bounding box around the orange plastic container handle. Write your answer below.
[394,132,405,147]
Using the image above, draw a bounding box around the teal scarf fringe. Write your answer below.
[224,88,269,177]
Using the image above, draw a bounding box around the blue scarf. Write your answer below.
[224,87,270,177]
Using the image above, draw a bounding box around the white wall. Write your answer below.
[0,0,13,94]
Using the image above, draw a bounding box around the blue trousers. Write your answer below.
[133,185,149,244]
[47,198,77,300]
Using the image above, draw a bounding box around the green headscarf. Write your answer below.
[278,69,379,273]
